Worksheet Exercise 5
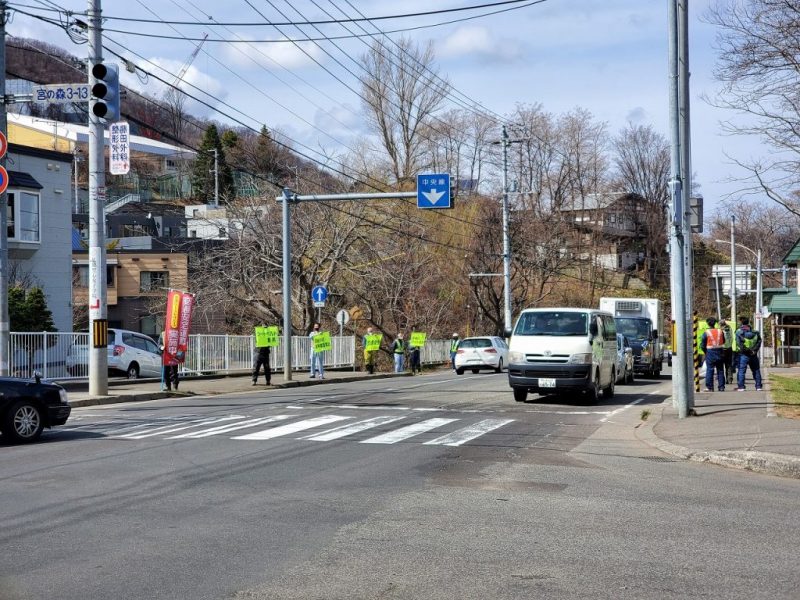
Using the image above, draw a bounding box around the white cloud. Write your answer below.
[438,26,522,62]
[222,36,324,70]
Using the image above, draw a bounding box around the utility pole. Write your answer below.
[668,0,690,418]
[0,1,9,376]
[756,247,763,363]
[212,148,219,207]
[730,214,736,324]
[281,187,292,381]
[501,125,512,335]
[88,0,108,395]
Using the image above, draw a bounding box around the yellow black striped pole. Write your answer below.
[692,313,700,392]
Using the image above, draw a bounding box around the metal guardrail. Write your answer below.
[6,332,452,380]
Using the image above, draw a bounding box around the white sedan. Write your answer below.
[454,336,509,374]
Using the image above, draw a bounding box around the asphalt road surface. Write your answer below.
[2,370,799,599]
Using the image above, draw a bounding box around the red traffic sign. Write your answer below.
[0,131,7,159]
[0,166,8,195]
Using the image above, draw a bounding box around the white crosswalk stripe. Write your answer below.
[303,415,407,442]
[168,415,293,439]
[231,415,351,441]
[360,418,458,444]
[116,416,244,439]
[424,418,515,446]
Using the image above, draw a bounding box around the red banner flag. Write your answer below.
[163,290,194,366]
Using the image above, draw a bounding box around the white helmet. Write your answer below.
[452,332,459,337]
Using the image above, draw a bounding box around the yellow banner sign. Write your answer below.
[255,326,279,347]
[313,331,332,352]
[410,332,427,347]
[365,333,382,351]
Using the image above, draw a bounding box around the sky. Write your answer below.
[9,0,760,220]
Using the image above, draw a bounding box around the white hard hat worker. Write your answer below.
[452,332,459,338]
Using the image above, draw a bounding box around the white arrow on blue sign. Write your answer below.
[311,285,328,303]
[417,173,451,209]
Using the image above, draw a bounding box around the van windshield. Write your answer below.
[513,311,588,336]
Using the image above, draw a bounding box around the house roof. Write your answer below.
[9,170,43,189]
[782,236,800,265]
[9,113,196,158]
[768,290,800,314]
[559,192,642,213]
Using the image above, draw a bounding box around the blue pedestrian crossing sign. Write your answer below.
[311,285,328,303]
[417,173,451,209]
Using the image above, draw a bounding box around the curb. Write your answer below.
[636,400,800,480]
[68,372,413,408]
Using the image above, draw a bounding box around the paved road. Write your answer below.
[2,372,799,599]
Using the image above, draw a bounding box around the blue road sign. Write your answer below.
[311,285,328,303]
[417,173,451,209]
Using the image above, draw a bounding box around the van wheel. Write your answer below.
[471,368,479,374]
[603,372,615,399]
[513,388,527,403]
[456,368,464,375]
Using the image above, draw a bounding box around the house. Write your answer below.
[766,238,800,365]
[559,192,647,271]
[6,143,73,331]
[72,247,188,337]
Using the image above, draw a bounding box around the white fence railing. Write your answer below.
[6,332,452,380]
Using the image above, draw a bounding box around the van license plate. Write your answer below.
[538,378,556,388]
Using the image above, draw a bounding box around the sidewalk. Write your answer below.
[64,369,413,408]
[637,366,800,479]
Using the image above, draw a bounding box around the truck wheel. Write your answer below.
[513,388,528,403]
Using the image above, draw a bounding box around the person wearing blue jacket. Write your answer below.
[735,317,763,391]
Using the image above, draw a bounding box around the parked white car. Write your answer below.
[454,336,508,374]
[66,329,162,379]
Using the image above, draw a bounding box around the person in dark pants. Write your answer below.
[720,319,734,385]
[735,317,763,391]
[158,331,179,391]
[700,317,727,392]
[252,344,271,385]
[409,345,421,375]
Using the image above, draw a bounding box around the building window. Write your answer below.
[140,271,169,293]
[218,227,226,237]
[7,191,41,242]
[189,230,197,238]
[140,315,159,336]
[73,265,116,287]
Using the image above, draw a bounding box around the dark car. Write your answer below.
[0,376,71,443]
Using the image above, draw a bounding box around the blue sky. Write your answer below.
[11,0,757,218]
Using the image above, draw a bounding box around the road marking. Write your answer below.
[232,415,351,441]
[424,418,515,446]
[169,415,293,438]
[600,398,647,422]
[361,418,458,444]
[303,415,408,441]
[117,415,245,439]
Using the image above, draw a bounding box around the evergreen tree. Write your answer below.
[191,125,235,203]
[9,287,56,332]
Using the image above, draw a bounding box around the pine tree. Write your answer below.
[191,125,235,203]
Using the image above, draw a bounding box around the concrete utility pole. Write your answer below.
[88,0,108,395]
[212,148,219,207]
[0,1,9,376]
[678,0,695,411]
[668,0,691,417]
[501,125,512,335]
[730,214,736,325]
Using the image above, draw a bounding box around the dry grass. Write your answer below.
[770,375,800,419]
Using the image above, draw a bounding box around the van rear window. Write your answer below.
[513,312,588,336]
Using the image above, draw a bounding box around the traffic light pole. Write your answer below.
[88,0,108,395]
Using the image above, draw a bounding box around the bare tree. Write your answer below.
[360,37,448,186]
[706,0,800,215]
[611,123,671,286]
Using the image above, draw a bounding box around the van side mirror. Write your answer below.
[503,328,512,339]
[589,322,598,338]
[652,329,658,339]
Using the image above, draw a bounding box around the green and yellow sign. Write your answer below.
[410,332,427,348]
[313,331,332,352]
[255,326,279,347]
[365,333,382,351]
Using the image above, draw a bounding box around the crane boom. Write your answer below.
[172,32,208,88]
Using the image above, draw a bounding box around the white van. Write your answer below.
[507,308,618,403]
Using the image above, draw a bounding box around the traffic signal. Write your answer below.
[91,62,120,121]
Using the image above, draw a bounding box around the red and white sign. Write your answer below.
[0,166,8,195]
[0,131,7,159]
[162,289,195,366]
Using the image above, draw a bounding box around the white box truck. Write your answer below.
[599,297,664,377]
